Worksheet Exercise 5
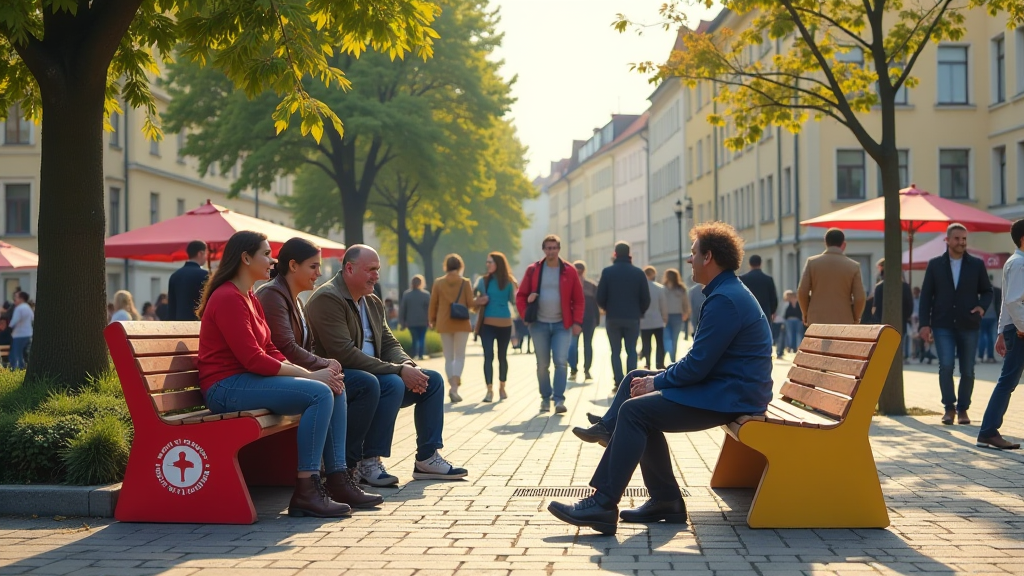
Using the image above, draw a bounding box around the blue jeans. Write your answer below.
[784,318,803,351]
[933,327,980,411]
[529,322,571,402]
[979,326,1024,438]
[568,323,595,373]
[9,336,30,369]
[205,373,346,474]
[664,314,684,362]
[979,318,998,360]
[344,368,444,463]
[408,326,428,358]
[606,318,641,385]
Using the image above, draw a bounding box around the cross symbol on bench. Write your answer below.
[171,451,195,483]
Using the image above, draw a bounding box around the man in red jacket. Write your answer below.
[516,235,584,413]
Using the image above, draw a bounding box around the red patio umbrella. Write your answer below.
[105,200,346,262]
[0,241,39,269]
[802,184,1013,280]
[902,234,1009,271]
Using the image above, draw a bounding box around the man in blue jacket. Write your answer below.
[553,222,773,535]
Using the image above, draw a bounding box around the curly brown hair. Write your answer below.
[690,222,744,271]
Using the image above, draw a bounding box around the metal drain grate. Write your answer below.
[511,487,690,498]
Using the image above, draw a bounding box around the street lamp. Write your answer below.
[674,199,684,274]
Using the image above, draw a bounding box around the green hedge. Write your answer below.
[0,369,132,485]
[391,328,444,356]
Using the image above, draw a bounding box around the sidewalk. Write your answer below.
[1,329,1022,575]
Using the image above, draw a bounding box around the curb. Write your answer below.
[0,483,121,517]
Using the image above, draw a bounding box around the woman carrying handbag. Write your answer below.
[429,254,473,403]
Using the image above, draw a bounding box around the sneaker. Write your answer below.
[540,398,551,413]
[412,451,468,480]
[357,456,399,487]
[554,400,567,414]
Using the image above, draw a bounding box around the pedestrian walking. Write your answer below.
[870,258,914,358]
[979,282,1001,363]
[110,289,141,323]
[429,254,473,403]
[141,302,158,321]
[154,292,169,321]
[976,218,1024,450]
[8,291,33,370]
[689,276,706,335]
[798,228,867,326]
[781,290,803,354]
[639,266,668,370]
[918,223,994,426]
[568,260,599,381]
[399,275,430,360]
[474,252,518,402]
[596,241,650,389]
[167,240,210,320]
[662,269,691,363]
[515,235,584,414]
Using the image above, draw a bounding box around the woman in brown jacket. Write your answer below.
[429,253,473,403]
[256,237,383,509]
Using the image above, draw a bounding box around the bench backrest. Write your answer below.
[105,321,206,425]
[783,324,888,423]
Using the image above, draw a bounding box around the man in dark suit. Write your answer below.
[870,258,914,358]
[596,241,650,389]
[918,223,994,426]
[167,240,209,320]
[740,255,779,355]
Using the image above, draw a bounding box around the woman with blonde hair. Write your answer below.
[110,290,141,323]
[429,253,473,403]
[662,268,692,362]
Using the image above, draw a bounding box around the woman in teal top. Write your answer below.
[473,252,517,402]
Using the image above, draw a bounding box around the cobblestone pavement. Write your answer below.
[1,329,1022,575]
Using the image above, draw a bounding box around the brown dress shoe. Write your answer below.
[325,469,384,508]
[941,409,955,425]
[288,475,352,517]
[976,434,1021,450]
[957,410,971,425]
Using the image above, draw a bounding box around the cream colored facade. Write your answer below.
[647,76,688,275]
[682,7,1024,306]
[0,84,293,306]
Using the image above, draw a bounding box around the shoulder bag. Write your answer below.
[450,280,470,320]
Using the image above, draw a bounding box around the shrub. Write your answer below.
[0,413,19,483]
[37,390,131,425]
[0,370,59,414]
[392,328,444,356]
[6,413,87,483]
[62,416,131,485]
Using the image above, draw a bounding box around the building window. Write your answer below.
[177,198,186,216]
[783,167,792,215]
[5,184,31,235]
[993,36,1005,104]
[705,136,712,174]
[687,147,694,183]
[994,146,1007,205]
[837,150,866,200]
[4,103,32,145]
[176,130,185,163]
[109,112,120,148]
[149,192,160,224]
[836,46,864,65]
[876,149,909,196]
[109,187,121,235]
[765,175,774,221]
[150,138,160,156]
[939,149,970,199]
[1016,28,1024,96]
[937,45,969,105]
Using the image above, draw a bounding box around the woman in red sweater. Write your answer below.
[197,231,350,518]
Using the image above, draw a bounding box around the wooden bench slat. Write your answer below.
[773,398,839,427]
[136,355,198,375]
[804,324,885,342]
[255,413,301,431]
[129,338,200,356]
[766,399,822,428]
[118,321,201,337]
[787,366,859,396]
[794,351,869,378]
[151,389,204,413]
[780,382,851,420]
[145,371,200,392]
[179,409,271,425]
[162,409,212,425]
[798,337,876,360]
[764,404,795,425]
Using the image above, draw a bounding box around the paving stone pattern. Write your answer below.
[1,329,1022,575]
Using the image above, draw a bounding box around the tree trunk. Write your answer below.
[878,153,908,415]
[411,224,444,289]
[26,66,111,386]
[395,202,409,295]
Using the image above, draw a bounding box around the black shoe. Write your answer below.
[586,412,601,425]
[570,370,578,379]
[584,371,592,381]
[573,421,611,447]
[620,498,688,524]
[547,497,617,535]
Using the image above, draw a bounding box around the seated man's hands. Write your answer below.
[400,364,429,394]
[630,375,656,398]
[326,358,342,374]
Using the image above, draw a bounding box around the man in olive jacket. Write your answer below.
[306,245,467,486]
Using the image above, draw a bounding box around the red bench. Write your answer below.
[106,321,300,524]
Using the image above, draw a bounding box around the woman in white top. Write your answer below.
[110,290,141,323]
[8,291,34,369]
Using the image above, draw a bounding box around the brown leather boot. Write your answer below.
[325,469,384,508]
[941,408,956,425]
[288,475,352,518]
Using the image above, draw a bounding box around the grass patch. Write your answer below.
[392,328,444,356]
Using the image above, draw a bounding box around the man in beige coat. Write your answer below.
[798,228,867,326]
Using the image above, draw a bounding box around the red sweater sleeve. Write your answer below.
[214,290,284,376]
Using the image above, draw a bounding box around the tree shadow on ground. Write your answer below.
[891,415,1024,465]
[487,416,569,440]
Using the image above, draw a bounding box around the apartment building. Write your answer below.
[1,85,293,305]
[545,114,646,277]
[516,161,562,279]
[682,7,1024,304]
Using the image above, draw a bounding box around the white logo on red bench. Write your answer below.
[155,440,210,495]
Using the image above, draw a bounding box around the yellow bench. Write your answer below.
[710,324,899,529]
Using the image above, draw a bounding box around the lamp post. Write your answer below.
[673,200,684,274]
